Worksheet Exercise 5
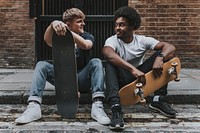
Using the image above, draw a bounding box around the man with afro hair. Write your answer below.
[103,6,177,130]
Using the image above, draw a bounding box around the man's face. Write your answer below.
[68,18,85,34]
[114,17,132,39]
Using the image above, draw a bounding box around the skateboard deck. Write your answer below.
[119,57,181,106]
[52,29,79,118]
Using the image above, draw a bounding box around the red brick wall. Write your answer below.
[0,0,199,68]
[129,0,200,68]
[0,0,35,68]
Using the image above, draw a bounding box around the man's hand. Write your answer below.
[153,57,164,78]
[51,20,68,35]
[131,68,146,85]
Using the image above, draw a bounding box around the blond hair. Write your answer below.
[62,8,85,23]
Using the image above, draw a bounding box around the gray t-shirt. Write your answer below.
[104,34,159,67]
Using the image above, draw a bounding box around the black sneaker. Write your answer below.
[149,101,177,118]
[109,105,125,130]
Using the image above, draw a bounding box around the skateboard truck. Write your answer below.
[134,83,146,104]
[168,62,180,82]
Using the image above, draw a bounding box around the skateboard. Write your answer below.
[118,57,181,106]
[52,29,79,118]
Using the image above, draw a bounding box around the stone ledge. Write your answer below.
[1,91,200,104]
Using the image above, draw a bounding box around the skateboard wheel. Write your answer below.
[136,83,143,88]
[140,98,146,103]
[172,62,178,67]
[174,77,180,82]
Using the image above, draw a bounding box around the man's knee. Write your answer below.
[35,61,50,71]
[90,58,103,68]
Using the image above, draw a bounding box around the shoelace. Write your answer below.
[162,102,176,112]
[96,104,107,117]
[22,104,35,116]
[112,111,123,119]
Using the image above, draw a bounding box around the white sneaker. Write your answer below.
[15,102,42,124]
[91,101,111,125]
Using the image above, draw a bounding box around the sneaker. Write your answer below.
[109,105,125,130]
[91,101,111,125]
[15,102,42,124]
[149,101,177,118]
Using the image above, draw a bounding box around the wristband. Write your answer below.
[158,53,164,60]
[158,53,164,57]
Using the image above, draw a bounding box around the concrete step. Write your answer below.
[0,68,200,104]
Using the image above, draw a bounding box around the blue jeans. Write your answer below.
[28,58,105,104]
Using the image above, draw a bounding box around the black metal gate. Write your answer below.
[30,0,128,63]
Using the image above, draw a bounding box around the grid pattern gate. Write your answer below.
[33,0,128,62]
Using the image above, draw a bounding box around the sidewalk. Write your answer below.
[0,68,200,132]
[0,68,200,104]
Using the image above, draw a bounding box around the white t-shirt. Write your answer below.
[104,34,159,67]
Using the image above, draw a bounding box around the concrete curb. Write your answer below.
[0,68,199,104]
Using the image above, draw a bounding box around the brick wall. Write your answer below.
[0,0,35,68]
[129,0,200,68]
[0,0,199,68]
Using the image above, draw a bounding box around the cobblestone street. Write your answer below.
[0,104,200,132]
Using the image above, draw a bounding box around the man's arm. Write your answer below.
[103,46,146,85]
[153,42,176,77]
[70,31,93,50]
[154,42,176,61]
[43,23,55,47]
[44,20,93,50]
